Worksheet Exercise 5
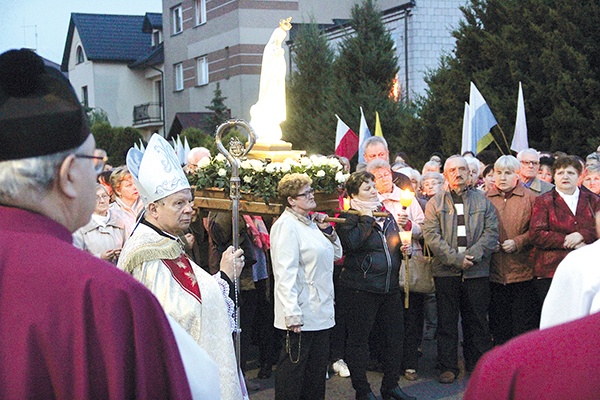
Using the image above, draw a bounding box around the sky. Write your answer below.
[0,0,162,64]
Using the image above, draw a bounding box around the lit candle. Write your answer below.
[399,230,412,245]
[343,197,351,211]
[399,188,415,209]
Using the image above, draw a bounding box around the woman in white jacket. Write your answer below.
[270,173,342,400]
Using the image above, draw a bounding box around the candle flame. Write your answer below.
[399,188,415,208]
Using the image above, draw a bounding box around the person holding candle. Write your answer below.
[423,155,498,383]
[336,171,415,400]
[366,160,426,382]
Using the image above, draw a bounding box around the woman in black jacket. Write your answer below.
[337,171,415,400]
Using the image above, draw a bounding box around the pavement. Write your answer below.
[246,338,469,399]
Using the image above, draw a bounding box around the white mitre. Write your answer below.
[126,133,190,205]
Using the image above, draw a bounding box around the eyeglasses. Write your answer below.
[96,194,110,200]
[296,188,315,198]
[520,160,540,167]
[74,154,108,163]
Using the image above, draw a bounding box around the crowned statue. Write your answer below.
[250,17,292,146]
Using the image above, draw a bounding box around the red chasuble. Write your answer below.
[0,206,192,399]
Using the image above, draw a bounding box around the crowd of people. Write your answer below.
[3,47,600,399]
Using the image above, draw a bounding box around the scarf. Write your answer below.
[350,198,385,227]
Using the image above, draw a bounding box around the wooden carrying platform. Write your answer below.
[194,188,340,216]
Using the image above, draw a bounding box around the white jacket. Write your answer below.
[270,208,342,331]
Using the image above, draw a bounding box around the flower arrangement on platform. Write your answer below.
[189,154,349,204]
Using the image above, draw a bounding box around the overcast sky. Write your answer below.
[0,0,162,64]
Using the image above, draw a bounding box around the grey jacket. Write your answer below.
[527,177,554,195]
[423,188,498,278]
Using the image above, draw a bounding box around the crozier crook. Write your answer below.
[214,119,257,369]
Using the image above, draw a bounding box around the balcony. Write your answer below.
[133,102,163,126]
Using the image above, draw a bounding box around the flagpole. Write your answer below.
[490,134,505,155]
[494,124,511,155]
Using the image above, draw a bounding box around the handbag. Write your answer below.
[399,245,435,294]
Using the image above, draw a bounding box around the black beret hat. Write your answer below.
[0,48,89,161]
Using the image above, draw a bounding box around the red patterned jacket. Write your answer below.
[529,189,600,278]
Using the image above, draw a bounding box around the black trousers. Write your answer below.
[329,264,347,362]
[240,279,276,371]
[340,287,404,396]
[401,291,425,370]
[489,280,540,346]
[275,328,330,400]
[435,276,492,374]
[534,278,553,308]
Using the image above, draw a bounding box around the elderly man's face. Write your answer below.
[72,135,101,231]
[364,143,389,163]
[372,167,394,194]
[443,157,469,191]
[152,189,194,236]
[519,153,540,180]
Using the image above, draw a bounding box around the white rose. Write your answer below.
[265,163,277,173]
[299,157,312,167]
[335,171,347,183]
[250,159,264,172]
[197,157,211,168]
[218,168,227,177]
[240,160,252,169]
[243,176,252,183]
[328,158,343,169]
[310,155,324,167]
[281,164,291,173]
[215,154,226,162]
[316,170,326,177]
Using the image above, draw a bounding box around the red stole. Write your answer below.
[162,255,202,303]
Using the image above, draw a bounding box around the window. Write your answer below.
[81,86,88,108]
[195,0,207,25]
[154,79,163,105]
[76,46,84,64]
[172,5,183,34]
[196,56,208,86]
[174,63,184,91]
[152,30,162,47]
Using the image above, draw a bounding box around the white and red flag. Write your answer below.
[335,114,359,160]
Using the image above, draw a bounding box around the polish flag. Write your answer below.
[335,114,359,160]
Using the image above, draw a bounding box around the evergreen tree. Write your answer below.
[330,0,408,161]
[91,123,142,166]
[87,107,109,127]
[206,82,230,129]
[412,0,600,158]
[284,20,336,155]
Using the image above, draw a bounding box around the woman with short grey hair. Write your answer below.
[486,155,539,344]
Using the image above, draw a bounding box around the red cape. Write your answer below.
[0,206,192,399]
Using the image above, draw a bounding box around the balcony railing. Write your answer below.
[133,102,163,125]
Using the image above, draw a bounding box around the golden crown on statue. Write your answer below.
[279,17,292,31]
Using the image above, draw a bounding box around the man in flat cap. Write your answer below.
[0,48,212,399]
[119,134,247,400]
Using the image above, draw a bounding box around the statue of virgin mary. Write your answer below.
[250,17,292,143]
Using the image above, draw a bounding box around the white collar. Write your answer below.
[556,187,580,215]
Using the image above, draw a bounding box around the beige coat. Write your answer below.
[72,211,126,263]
